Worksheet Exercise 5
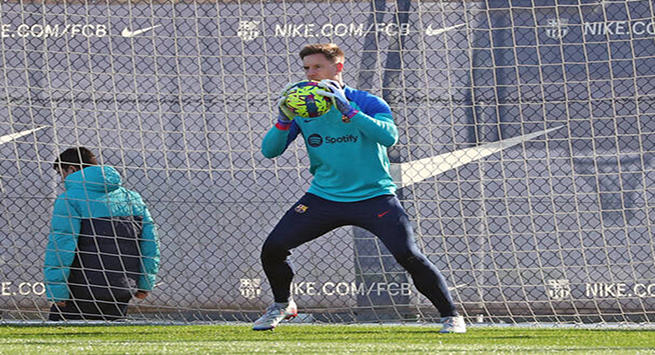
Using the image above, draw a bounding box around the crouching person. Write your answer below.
[44,147,160,321]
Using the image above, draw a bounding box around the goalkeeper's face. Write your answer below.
[302,53,343,82]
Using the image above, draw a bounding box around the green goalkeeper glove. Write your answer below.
[276,83,296,130]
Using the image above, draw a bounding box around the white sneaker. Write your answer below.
[252,301,298,331]
[439,315,467,333]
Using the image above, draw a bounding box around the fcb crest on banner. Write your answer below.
[545,18,569,40]
[546,279,571,300]
[237,21,261,41]
[239,278,262,299]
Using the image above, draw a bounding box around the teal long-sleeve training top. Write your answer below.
[262,85,398,202]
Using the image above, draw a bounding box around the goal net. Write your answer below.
[1,0,654,325]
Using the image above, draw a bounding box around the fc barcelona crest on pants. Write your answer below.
[294,204,308,213]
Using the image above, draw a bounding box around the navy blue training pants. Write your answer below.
[261,193,457,317]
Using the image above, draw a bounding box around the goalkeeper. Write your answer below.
[44,147,160,321]
[255,43,466,333]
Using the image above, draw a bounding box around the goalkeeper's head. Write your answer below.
[299,43,345,83]
[53,147,98,182]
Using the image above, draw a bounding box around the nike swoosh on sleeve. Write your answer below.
[390,126,565,187]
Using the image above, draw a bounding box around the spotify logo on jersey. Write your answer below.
[307,134,323,147]
[307,133,359,148]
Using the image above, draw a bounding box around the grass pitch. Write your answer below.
[0,324,653,354]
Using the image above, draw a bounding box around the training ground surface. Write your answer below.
[0,324,654,354]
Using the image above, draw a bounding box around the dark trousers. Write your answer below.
[261,193,458,317]
[49,297,131,321]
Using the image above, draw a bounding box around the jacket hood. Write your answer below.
[64,165,122,192]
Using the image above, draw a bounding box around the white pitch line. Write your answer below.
[391,126,565,187]
[0,127,46,145]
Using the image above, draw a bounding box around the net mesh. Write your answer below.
[0,0,654,324]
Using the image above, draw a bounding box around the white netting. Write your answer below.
[0,0,654,324]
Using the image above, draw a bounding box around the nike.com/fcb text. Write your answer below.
[0,281,45,296]
[274,23,411,37]
[291,281,413,297]
[586,283,655,298]
[1,24,108,38]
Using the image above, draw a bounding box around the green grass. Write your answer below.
[0,324,654,354]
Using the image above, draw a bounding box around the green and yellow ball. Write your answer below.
[284,80,333,118]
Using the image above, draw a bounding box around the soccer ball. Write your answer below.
[284,80,332,118]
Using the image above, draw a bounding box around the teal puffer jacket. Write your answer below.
[43,165,160,302]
